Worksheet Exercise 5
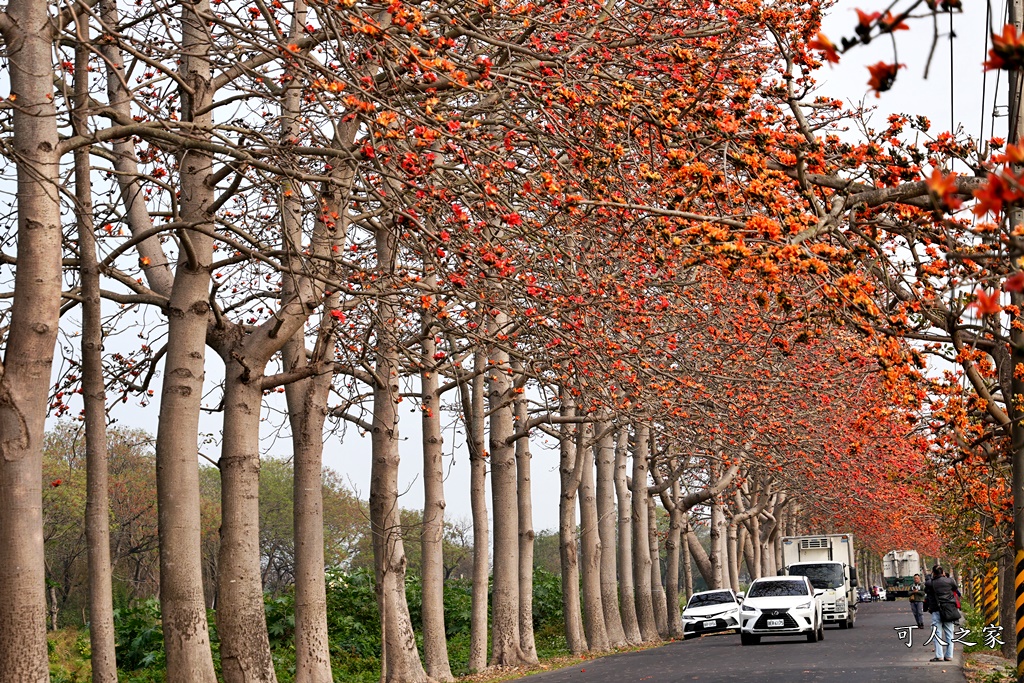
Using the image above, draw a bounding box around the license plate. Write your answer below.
[702,620,717,628]
[767,619,784,628]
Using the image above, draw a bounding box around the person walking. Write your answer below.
[909,574,926,629]
[926,565,961,662]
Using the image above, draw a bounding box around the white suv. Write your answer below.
[681,589,741,639]
[740,575,823,645]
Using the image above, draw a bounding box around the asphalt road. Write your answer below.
[523,600,970,683]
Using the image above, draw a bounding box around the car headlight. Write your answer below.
[836,598,846,610]
[795,601,811,610]
[741,605,757,613]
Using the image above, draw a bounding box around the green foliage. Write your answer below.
[532,567,565,631]
[49,565,573,682]
[265,594,296,651]
[113,598,165,672]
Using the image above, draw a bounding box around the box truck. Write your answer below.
[781,533,858,629]
[882,550,924,600]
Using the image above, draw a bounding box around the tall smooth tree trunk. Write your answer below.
[614,429,643,644]
[681,512,694,601]
[285,331,334,683]
[727,522,741,593]
[746,517,762,581]
[215,369,278,683]
[513,365,539,663]
[279,29,349,682]
[153,2,219,678]
[457,347,488,673]
[596,424,627,647]
[648,494,668,638]
[631,426,659,642]
[686,526,714,588]
[371,227,432,683]
[488,311,529,666]
[579,424,609,651]
[420,297,454,682]
[1000,550,1016,659]
[0,4,62,679]
[558,399,586,653]
[663,484,684,638]
[73,32,118,683]
[709,494,726,589]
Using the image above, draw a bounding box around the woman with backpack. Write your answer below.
[925,565,961,662]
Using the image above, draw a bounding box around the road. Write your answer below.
[523,600,970,682]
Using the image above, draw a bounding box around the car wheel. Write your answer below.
[839,619,848,630]
[741,633,759,645]
[806,628,818,643]
[682,633,694,641]
[818,623,825,641]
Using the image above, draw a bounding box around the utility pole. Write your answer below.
[1008,3,1024,681]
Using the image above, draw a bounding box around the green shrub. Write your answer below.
[113,598,165,672]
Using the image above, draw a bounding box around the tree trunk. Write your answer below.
[153,3,219,677]
[513,364,538,664]
[727,522,740,592]
[596,424,627,647]
[285,332,334,683]
[647,495,668,638]
[0,4,62,679]
[614,429,642,644]
[663,492,683,638]
[681,512,694,602]
[73,33,118,682]
[488,312,529,667]
[579,424,609,651]
[371,227,432,683]
[558,400,586,654]
[686,527,714,588]
[631,426,659,642]
[709,495,725,590]
[745,518,760,581]
[458,347,488,673]
[1000,550,1016,659]
[420,302,454,681]
[216,368,278,683]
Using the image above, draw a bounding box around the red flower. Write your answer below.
[50,479,62,488]
[925,168,962,211]
[1004,272,1024,293]
[808,33,840,65]
[972,173,1019,217]
[879,12,909,32]
[866,62,901,97]
[985,25,1024,71]
[973,288,1002,316]
[855,8,880,29]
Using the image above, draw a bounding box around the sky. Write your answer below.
[50,1,1009,538]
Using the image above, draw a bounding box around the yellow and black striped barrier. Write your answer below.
[974,573,983,609]
[1016,551,1024,679]
[985,565,999,629]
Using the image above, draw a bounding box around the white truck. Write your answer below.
[781,534,859,629]
[883,550,924,600]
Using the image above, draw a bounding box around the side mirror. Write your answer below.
[736,592,744,602]
[850,567,858,587]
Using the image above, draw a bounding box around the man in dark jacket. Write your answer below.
[927,565,960,662]
[909,574,926,629]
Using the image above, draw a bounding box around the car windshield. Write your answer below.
[788,563,845,589]
[686,592,734,608]
[747,580,809,598]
